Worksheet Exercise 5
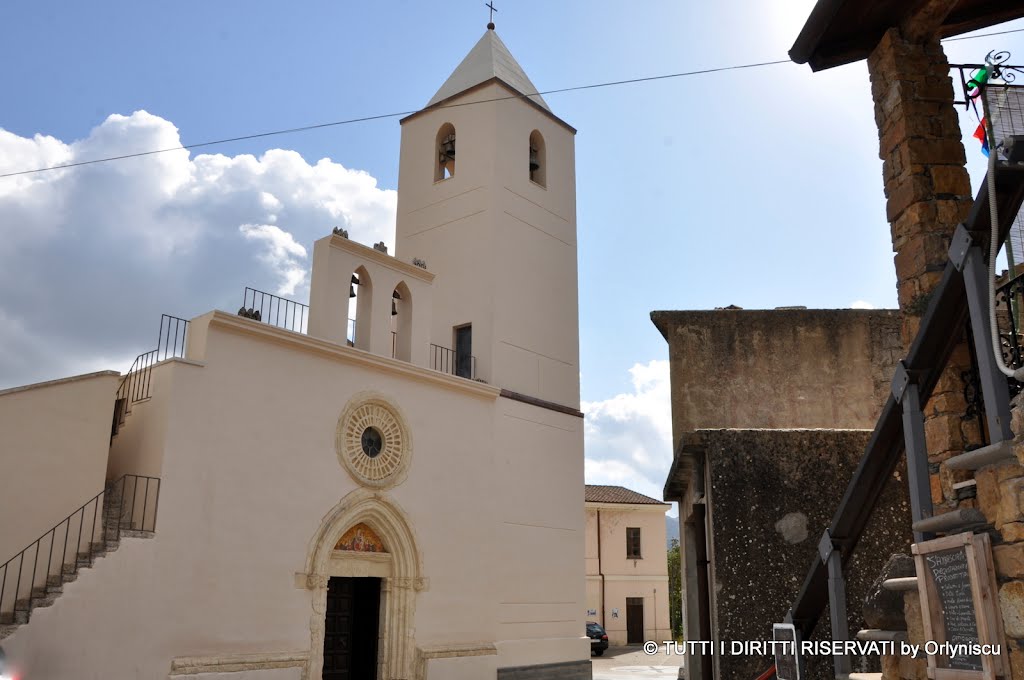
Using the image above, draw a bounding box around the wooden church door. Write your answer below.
[323,576,381,679]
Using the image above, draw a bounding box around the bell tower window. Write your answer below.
[529,130,546,187]
[436,123,456,181]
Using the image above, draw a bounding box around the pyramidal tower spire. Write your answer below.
[425,29,551,112]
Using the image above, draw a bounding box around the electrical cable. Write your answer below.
[0,59,790,179]
[0,22,1020,179]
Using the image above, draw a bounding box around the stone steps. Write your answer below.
[0,487,153,641]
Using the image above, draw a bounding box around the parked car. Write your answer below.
[587,620,609,656]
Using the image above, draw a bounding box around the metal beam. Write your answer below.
[787,167,1024,640]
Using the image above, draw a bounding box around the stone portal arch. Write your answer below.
[304,489,426,680]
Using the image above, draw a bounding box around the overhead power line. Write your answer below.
[0,59,790,179]
[944,26,1024,42]
[1,25,1021,179]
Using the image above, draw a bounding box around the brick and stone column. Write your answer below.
[867,28,981,507]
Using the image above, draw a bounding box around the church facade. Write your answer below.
[0,28,590,680]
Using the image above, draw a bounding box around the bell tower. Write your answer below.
[394,27,580,409]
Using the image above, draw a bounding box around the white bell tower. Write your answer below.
[394,27,580,409]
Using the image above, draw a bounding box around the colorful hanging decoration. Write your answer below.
[973,119,990,157]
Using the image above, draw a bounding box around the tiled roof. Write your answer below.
[585,485,665,505]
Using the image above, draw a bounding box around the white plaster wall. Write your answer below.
[1,318,516,677]
[395,82,580,407]
[0,371,119,568]
[492,397,589,666]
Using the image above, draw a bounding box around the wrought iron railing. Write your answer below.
[951,52,1024,112]
[996,273,1024,400]
[238,287,308,334]
[430,343,476,380]
[113,315,189,435]
[0,474,160,625]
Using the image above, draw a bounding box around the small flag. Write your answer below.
[974,119,990,157]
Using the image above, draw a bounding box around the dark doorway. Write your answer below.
[323,576,381,680]
[454,324,472,379]
[626,597,644,644]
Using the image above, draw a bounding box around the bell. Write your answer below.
[391,300,397,316]
[349,284,356,298]
[441,135,456,160]
[529,146,539,172]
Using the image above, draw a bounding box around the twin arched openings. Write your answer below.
[434,123,547,187]
[348,267,412,362]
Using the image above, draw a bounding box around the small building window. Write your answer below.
[626,527,642,559]
[529,130,546,186]
[436,123,456,181]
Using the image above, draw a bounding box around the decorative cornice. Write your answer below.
[418,642,498,659]
[169,651,308,675]
[327,233,436,283]
[207,311,500,400]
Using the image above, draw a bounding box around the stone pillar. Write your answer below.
[867,28,980,507]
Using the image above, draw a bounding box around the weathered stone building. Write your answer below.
[656,308,911,680]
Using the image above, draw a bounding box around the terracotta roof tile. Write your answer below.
[585,485,665,505]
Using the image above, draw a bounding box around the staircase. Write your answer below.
[111,314,190,440]
[0,474,160,640]
[774,163,1024,677]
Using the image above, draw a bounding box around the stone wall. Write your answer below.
[867,28,982,511]
[651,309,902,447]
[697,428,912,680]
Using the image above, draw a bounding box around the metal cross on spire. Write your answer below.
[485,1,497,29]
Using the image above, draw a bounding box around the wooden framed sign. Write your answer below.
[772,623,802,680]
[912,532,1008,679]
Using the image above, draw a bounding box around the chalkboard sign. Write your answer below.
[772,623,802,680]
[913,532,1007,680]
[925,547,982,671]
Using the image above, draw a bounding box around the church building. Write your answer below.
[0,26,590,680]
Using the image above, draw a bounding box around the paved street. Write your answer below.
[592,646,684,680]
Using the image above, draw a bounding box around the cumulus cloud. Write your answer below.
[850,300,875,309]
[0,111,396,388]
[582,359,673,504]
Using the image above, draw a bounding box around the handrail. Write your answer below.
[239,287,308,334]
[429,343,476,380]
[113,315,189,436]
[0,474,161,624]
[786,166,1024,640]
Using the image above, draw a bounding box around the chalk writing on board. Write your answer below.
[773,624,800,680]
[925,548,981,672]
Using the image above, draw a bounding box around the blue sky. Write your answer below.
[2,1,1023,501]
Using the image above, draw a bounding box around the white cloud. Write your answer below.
[239,224,308,295]
[850,300,875,309]
[582,359,672,503]
[0,111,397,388]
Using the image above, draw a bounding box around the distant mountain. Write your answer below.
[666,515,680,548]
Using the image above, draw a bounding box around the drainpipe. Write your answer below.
[597,509,605,628]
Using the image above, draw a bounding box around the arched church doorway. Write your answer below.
[304,491,425,680]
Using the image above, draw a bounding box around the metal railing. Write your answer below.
[0,474,160,625]
[996,273,1024,402]
[113,315,189,435]
[429,343,475,380]
[238,287,308,334]
[779,165,1024,672]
